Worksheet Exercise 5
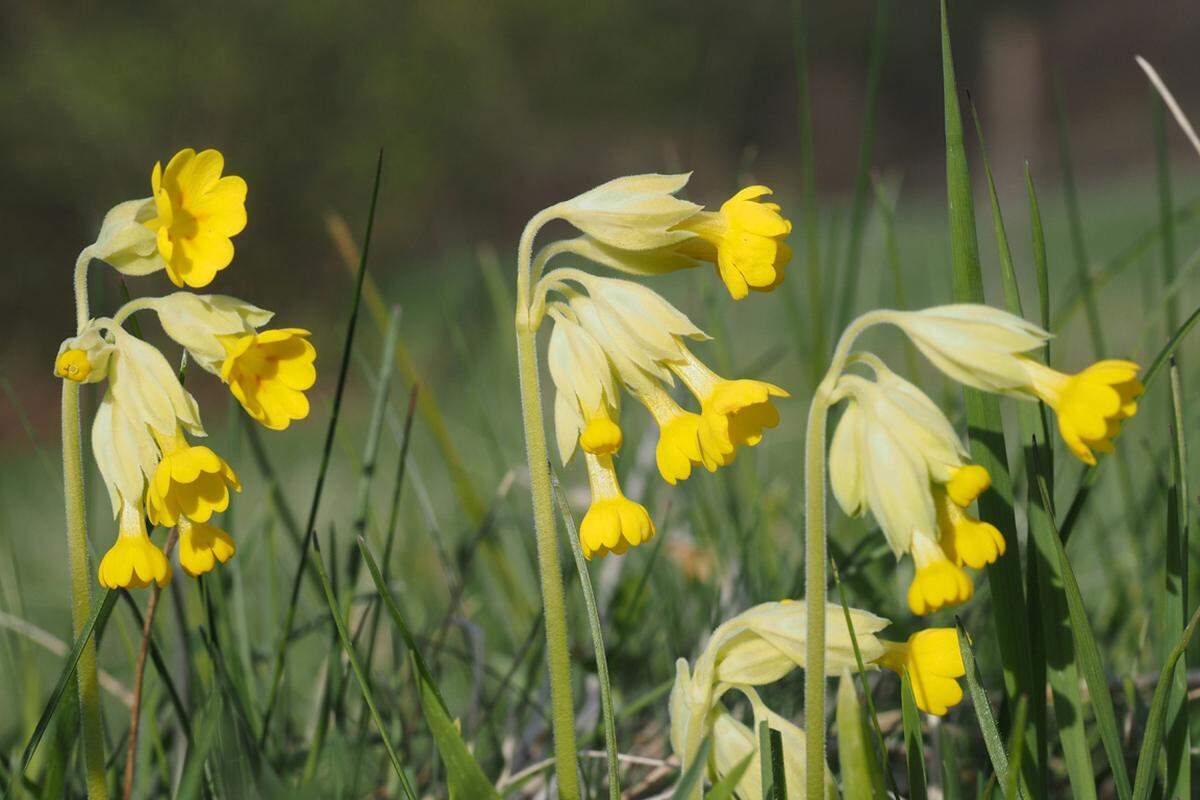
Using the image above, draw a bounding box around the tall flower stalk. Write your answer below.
[513,174,793,797]
[63,246,108,800]
[804,304,1142,793]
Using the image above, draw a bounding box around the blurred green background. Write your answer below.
[5,1,1200,793]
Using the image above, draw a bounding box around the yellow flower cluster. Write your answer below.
[520,173,794,559]
[828,306,1142,615]
[54,148,316,589]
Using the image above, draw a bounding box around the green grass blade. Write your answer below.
[1052,74,1106,357]
[939,724,962,800]
[836,671,887,799]
[705,751,755,800]
[1032,472,1133,800]
[1131,604,1200,800]
[791,0,824,387]
[550,471,620,800]
[1160,359,1190,798]
[1003,697,1029,800]
[900,675,927,800]
[955,620,1011,790]
[764,724,785,800]
[939,4,1038,791]
[4,589,118,799]
[1142,304,1200,387]
[260,151,383,744]
[834,0,890,330]
[1024,166,1051,335]
[310,531,418,800]
[174,688,222,800]
[670,734,712,800]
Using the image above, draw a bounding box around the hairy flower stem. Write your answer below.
[65,247,109,800]
[515,207,580,800]
[804,310,888,796]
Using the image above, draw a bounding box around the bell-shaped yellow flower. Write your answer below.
[878,629,966,716]
[178,517,236,578]
[145,148,247,288]
[1022,359,1143,465]
[221,328,316,430]
[578,453,654,559]
[672,347,788,461]
[146,429,240,527]
[98,502,172,590]
[934,473,1005,570]
[673,186,792,300]
[908,531,974,616]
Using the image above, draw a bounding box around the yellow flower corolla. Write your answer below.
[945,463,990,507]
[579,416,622,455]
[578,453,654,559]
[98,502,171,589]
[622,377,727,484]
[55,350,91,382]
[146,429,240,528]
[1022,359,1143,465]
[672,347,788,462]
[673,186,792,300]
[908,531,974,616]
[221,328,316,430]
[178,517,236,578]
[146,148,248,288]
[934,479,1005,570]
[878,629,967,716]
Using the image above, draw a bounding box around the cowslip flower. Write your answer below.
[673,186,793,300]
[98,501,172,589]
[177,518,236,578]
[829,362,1001,615]
[146,148,248,288]
[578,452,655,559]
[145,428,241,529]
[884,305,1143,465]
[546,307,622,465]
[221,328,316,430]
[90,148,247,288]
[670,600,965,795]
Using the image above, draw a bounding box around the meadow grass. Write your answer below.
[4,3,1200,798]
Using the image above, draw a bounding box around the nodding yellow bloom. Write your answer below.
[672,346,788,460]
[221,328,316,430]
[146,429,240,528]
[178,517,236,577]
[55,328,115,385]
[878,629,967,716]
[934,480,1005,570]
[622,376,728,484]
[945,463,990,507]
[98,502,172,589]
[1021,359,1143,465]
[908,531,974,616]
[673,186,792,300]
[145,148,248,288]
[578,453,654,559]
[55,350,92,382]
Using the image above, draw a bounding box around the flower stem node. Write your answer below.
[579,453,654,559]
[879,629,967,716]
[178,518,236,578]
[221,328,316,430]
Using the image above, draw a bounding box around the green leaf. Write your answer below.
[836,671,887,800]
[1003,696,1029,800]
[1032,473,1133,800]
[1131,603,1200,800]
[174,688,222,800]
[900,675,927,800]
[938,2,1039,792]
[956,620,1010,789]
[705,751,754,800]
[670,735,712,800]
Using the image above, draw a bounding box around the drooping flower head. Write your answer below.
[884,305,1143,465]
[98,501,172,590]
[578,453,654,559]
[673,186,793,300]
[221,328,316,430]
[146,149,248,288]
[177,518,236,578]
[146,427,241,529]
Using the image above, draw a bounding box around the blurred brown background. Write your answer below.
[3,0,1198,441]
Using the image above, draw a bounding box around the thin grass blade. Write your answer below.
[956,620,1010,789]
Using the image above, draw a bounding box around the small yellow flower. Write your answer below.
[579,453,654,559]
[908,532,973,616]
[674,186,792,300]
[98,503,171,589]
[146,429,240,528]
[579,416,622,455]
[878,629,966,716]
[55,349,92,382]
[221,328,316,430]
[934,481,1005,570]
[672,347,788,460]
[1022,359,1143,465]
[145,148,248,288]
[623,377,728,484]
[178,518,236,578]
[944,463,990,507]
